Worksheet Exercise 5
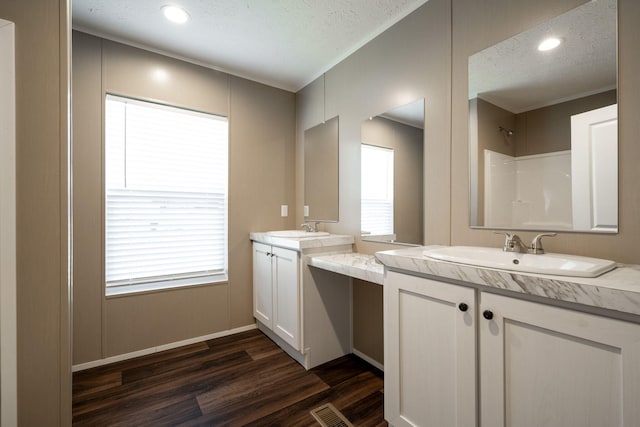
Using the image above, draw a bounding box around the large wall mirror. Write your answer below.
[469,0,618,233]
[304,116,339,222]
[361,99,424,245]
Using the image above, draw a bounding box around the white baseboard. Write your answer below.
[352,348,384,371]
[72,324,257,372]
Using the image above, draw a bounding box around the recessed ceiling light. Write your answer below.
[162,5,190,24]
[538,37,562,51]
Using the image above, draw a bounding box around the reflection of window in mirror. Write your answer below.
[361,144,394,238]
[360,99,424,245]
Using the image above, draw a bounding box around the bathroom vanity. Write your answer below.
[377,246,640,427]
[249,231,354,369]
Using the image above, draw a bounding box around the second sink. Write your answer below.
[422,246,616,278]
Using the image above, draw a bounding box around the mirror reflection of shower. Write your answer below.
[468,0,617,234]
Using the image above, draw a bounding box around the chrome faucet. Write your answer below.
[495,231,557,254]
[529,232,557,254]
[495,232,529,253]
[300,222,319,232]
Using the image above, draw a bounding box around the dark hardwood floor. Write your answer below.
[73,329,387,426]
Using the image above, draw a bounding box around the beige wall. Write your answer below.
[296,1,452,250]
[361,116,424,244]
[352,279,384,364]
[474,90,616,161]
[0,0,71,425]
[296,0,452,365]
[72,31,296,364]
[473,98,517,225]
[476,98,517,157]
[514,89,617,156]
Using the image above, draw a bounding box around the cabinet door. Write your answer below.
[252,242,273,328]
[272,246,300,350]
[480,292,640,427]
[385,271,477,427]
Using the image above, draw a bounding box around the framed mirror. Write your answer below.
[304,116,339,222]
[469,0,617,233]
[361,99,424,245]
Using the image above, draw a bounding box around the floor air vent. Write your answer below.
[310,403,354,427]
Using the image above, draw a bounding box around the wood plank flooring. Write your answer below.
[73,329,387,426]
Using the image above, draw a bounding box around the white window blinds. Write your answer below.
[361,144,394,235]
[105,95,228,290]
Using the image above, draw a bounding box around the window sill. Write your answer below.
[105,273,228,298]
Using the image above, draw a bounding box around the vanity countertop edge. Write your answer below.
[249,232,355,250]
[250,232,385,284]
[375,245,640,317]
[307,253,384,285]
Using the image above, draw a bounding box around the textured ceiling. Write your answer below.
[73,0,429,92]
[469,0,616,113]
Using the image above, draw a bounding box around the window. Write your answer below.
[361,144,394,236]
[104,95,228,295]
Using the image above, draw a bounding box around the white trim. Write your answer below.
[72,324,256,372]
[352,348,384,371]
[0,18,17,427]
[105,273,227,297]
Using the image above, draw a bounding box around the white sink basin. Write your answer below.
[423,246,616,278]
[266,230,330,238]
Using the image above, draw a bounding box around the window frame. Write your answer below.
[103,94,229,297]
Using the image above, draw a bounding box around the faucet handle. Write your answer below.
[494,231,514,238]
[494,231,514,248]
[301,222,320,232]
[530,233,557,254]
[494,231,529,253]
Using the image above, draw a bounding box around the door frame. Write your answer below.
[0,17,17,427]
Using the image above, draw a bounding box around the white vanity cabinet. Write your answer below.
[253,242,300,350]
[385,270,640,427]
[384,270,477,427]
[480,292,640,427]
[250,232,354,370]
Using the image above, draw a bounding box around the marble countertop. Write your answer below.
[308,253,384,285]
[250,232,354,251]
[375,245,640,317]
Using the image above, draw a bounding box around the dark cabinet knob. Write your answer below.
[483,310,494,320]
[458,303,468,312]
